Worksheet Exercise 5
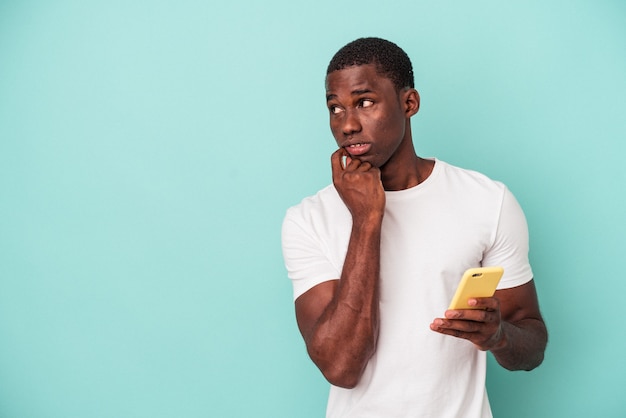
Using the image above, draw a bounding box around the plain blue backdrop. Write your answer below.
[1,1,625,417]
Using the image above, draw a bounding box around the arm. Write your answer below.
[295,150,385,388]
[430,279,547,371]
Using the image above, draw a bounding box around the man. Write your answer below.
[281,37,547,417]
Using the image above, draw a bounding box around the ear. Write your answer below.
[403,88,420,117]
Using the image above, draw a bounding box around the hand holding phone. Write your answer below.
[448,267,504,310]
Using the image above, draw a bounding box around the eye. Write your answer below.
[359,99,374,108]
[329,105,344,115]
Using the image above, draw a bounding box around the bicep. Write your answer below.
[485,187,533,289]
[295,279,338,341]
[495,279,544,325]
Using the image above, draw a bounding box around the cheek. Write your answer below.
[329,123,342,143]
[375,118,402,139]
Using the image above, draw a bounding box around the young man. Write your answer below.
[281,37,547,417]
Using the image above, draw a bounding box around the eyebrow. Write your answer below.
[326,89,374,102]
[351,89,373,96]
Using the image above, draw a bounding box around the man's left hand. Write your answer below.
[429,297,506,351]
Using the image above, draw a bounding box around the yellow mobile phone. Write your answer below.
[448,267,504,310]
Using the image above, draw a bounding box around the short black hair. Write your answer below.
[326,37,414,91]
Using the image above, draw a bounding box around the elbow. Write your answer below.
[498,341,547,372]
[320,364,364,389]
[309,346,374,389]
[502,355,544,372]
[306,328,379,389]
[523,351,546,371]
[522,327,548,371]
[496,319,548,372]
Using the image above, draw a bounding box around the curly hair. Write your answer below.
[326,37,414,91]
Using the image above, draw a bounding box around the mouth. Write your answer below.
[343,142,372,156]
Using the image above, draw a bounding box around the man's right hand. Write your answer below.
[331,149,386,223]
[290,149,385,389]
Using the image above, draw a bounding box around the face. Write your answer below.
[325,64,417,169]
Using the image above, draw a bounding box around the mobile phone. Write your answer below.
[448,267,504,310]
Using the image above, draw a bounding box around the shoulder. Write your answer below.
[437,160,506,191]
[281,185,352,252]
[283,184,346,226]
[432,160,508,207]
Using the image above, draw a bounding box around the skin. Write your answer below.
[294,63,547,388]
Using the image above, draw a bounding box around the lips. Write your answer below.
[344,142,372,156]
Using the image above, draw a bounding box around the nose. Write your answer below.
[342,109,362,136]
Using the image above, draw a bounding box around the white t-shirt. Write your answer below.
[281,159,533,418]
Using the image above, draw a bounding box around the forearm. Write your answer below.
[491,318,548,371]
[307,217,382,387]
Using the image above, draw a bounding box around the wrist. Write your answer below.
[352,211,384,227]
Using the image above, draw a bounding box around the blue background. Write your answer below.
[1,1,625,417]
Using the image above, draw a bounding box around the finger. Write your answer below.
[332,149,355,172]
[330,149,345,182]
[432,326,497,351]
[341,155,353,169]
[430,320,477,341]
[355,161,373,172]
[331,149,343,170]
[432,318,483,333]
[467,296,500,311]
[445,309,496,323]
[431,317,502,350]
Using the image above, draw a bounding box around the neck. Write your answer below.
[380,135,434,191]
[381,156,433,191]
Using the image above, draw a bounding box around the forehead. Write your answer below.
[325,64,395,97]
